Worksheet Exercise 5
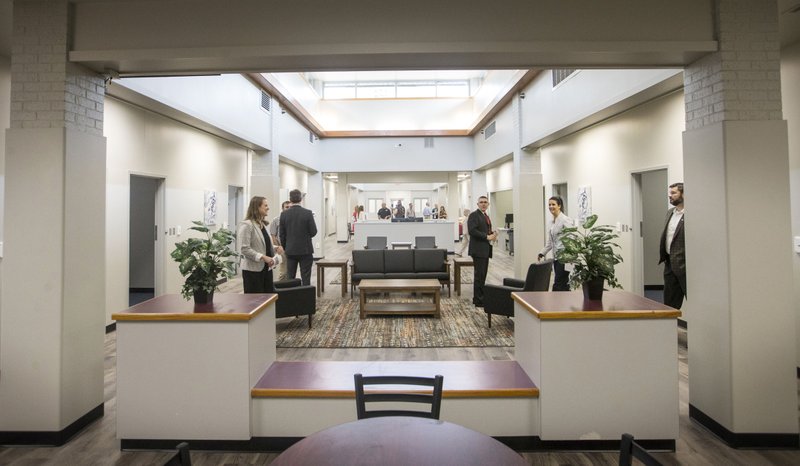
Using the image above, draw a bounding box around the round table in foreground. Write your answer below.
[271,416,527,466]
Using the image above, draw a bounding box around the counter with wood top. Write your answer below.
[512,290,681,446]
[113,293,277,442]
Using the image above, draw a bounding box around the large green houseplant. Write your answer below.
[556,214,623,300]
[171,221,237,303]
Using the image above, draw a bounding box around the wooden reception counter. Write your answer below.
[112,293,277,442]
[512,290,681,446]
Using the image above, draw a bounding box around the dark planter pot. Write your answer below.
[582,278,605,301]
[193,288,214,304]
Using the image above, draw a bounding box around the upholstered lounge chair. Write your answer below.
[414,236,437,249]
[482,260,552,327]
[364,236,388,249]
[274,278,316,329]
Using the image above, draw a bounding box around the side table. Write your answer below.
[453,257,474,296]
[315,260,348,297]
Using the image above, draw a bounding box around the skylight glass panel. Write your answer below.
[436,81,469,97]
[323,83,356,99]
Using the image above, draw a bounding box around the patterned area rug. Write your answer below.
[276,297,513,348]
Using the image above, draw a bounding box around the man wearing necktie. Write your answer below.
[467,196,498,307]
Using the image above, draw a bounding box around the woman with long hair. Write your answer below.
[237,196,283,293]
[537,196,574,291]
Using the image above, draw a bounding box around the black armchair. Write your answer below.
[164,442,191,465]
[619,433,662,466]
[483,260,552,327]
[274,278,316,329]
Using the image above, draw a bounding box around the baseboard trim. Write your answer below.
[644,285,664,290]
[797,367,799,379]
[0,403,104,446]
[106,322,116,334]
[689,404,799,449]
[677,318,687,329]
[337,240,349,243]
[120,435,676,452]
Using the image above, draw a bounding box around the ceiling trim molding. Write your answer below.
[325,129,469,138]
[244,72,326,137]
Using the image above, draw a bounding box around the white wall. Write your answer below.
[540,90,686,292]
[521,69,682,146]
[104,97,248,324]
[317,137,474,173]
[117,75,273,150]
[318,98,474,131]
[781,41,800,369]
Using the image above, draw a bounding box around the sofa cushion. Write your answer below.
[384,272,419,279]
[352,272,386,282]
[384,249,414,273]
[414,248,446,273]
[415,272,450,281]
[352,249,385,274]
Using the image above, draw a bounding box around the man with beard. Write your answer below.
[658,182,686,309]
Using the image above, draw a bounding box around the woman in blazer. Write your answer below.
[237,196,283,293]
[538,196,574,291]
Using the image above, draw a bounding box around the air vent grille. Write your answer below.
[484,121,496,139]
[260,91,271,112]
[552,69,576,88]
[424,137,434,148]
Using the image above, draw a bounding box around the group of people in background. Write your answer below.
[469,183,686,311]
[237,189,318,294]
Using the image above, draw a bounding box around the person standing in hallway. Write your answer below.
[538,196,574,291]
[279,189,318,286]
[457,208,471,256]
[238,196,283,293]
[659,182,686,309]
[269,200,291,281]
[377,202,391,220]
[422,202,432,219]
[467,196,498,307]
[406,202,416,218]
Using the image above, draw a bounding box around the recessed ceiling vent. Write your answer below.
[424,137,435,148]
[260,91,271,112]
[484,121,496,140]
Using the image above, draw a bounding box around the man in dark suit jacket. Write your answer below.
[659,182,686,309]
[468,196,498,307]
[279,189,318,286]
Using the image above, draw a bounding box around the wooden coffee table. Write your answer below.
[358,279,441,319]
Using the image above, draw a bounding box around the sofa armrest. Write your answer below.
[275,285,316,316]
[503,278,525,288]
[275,278,302,289]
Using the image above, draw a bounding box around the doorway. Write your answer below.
[631,168,667,299]
[129,175,165,305]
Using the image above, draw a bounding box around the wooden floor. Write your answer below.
[1,235,798,465]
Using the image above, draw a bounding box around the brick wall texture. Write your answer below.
[684,0,783,130]
[10,0,105,135]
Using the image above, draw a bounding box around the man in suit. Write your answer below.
[269,200,290,281]
[280,189,318,286]
[467,196,498,307]
[659,182,686,309]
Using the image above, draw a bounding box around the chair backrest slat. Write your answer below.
[354,373,444,420]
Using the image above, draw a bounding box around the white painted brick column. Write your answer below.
[682,0,797,447]
[1,0,107,444]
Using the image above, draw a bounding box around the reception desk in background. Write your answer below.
[353,220,456,252]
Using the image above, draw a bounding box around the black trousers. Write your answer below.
[663,259,686,309]
[287,254,314,286]
[242,266,274,293]
[552,260,571,291]
[471,255,489,305]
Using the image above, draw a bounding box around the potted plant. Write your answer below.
[171,221,237,303]
[556,214,623,301]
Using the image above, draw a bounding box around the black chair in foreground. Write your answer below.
[354,373,444,420]
[482,260,552,327]
[364,236,388,250]
[274,278,316,329]
[163,442,191,466]
[414,236,437,249]
[619,433,662,466]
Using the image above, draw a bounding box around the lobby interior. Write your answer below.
[1,1,800,464]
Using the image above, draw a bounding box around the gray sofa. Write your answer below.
[350,249,451,297]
